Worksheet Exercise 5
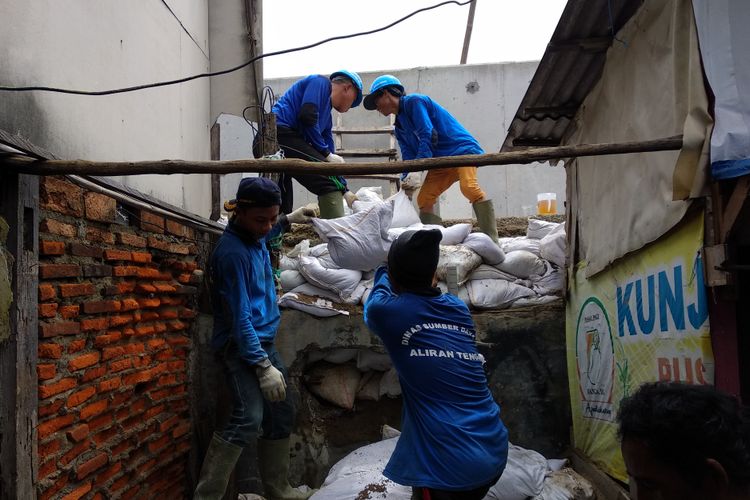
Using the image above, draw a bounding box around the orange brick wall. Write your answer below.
[36,177,203,499]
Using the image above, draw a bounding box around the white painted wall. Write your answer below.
[0,0,213,216]
[266,63,566,218]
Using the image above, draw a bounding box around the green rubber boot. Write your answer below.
[419,211,443,225]
[194,433,243,500]
[473,199,499,243]
[317,191,345,219]
[258,438,315,500]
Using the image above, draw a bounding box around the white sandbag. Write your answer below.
[278,291,349,318]
[280,270,306,292]
[351,200,379,214]
[495,251,547,279]
[310,437,411,500]
[359,279,375,306]
[501,236,542,256]
[436,245,483,285]
[379,367,402,398]
[422,223,472,245]
[305,363,362,410]
[308,244,340,270]
[463,232,505,265]
[532,266,565,296]
[312,202,394,271]
[467,279,535,310]
[436,281,471,308]
[323,349,359,364]
[361,287,372,305]
[469,264,519,282]
[527,219,561,240]
[279,255,299,272]
[355,186,384,203]
[298,256,362,302]
[356,349,392,372]
[287,239,311,258]
[342,280,368,305]
[511,295,562,308]
[540,223,566,268]
[388,190,421,229]
[484,444,547,500]
[381,425,401,439]
[532,468,595,500]
[289,283,340,302]
[356,371,382,402]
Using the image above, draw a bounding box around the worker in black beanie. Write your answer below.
[364,230,509,500]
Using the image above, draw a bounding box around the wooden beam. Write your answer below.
[719,175,750,244]
[460,0,477,64]
[210,122,221,221]
[1,136,683,177]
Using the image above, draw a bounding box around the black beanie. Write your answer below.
[387,229,442,289]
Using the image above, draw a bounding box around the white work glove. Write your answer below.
[256,363,287,402]
[343,191,358,208]
[325,152,345,163]
[286,205,316,224]
[401,171,423,192]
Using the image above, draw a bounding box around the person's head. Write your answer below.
[617,381,750,500]
[363,74,405,116]
[224,177,281,239]
[330,70,363,113]
[387,229,442,292]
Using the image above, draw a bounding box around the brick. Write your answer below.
[39,303,58,318]
[39,399,64,418]
[83,300,121,314]
[146,339,167,351]
[147,434,170,453]
[59,305,80,319]
[89,412,114,432]
[39,263,80,279]
[173,286,196,296]
[111,473,131,492]
[39,458,57,481]
[113,265,139,277]
[99,376,121,392]
[134,324,156,336]
[124,343,145,355]
[68,339,86,353]
[40,177,84,216]
[94,462,122,487]
[141,311,160,321]
[135,283,157,293]
[110,358,133,373]
[137,298,160,309]
[40,240,65,256]
[60,439,91,466]
[38,413,75,439]
[131,251,152,263]
[39,438,62,460]
[39,321,80,338]
[179,308,195,319]
[85,226,115,245]
[37,363,56,380]
[67,423,90,442]
[123,370,153,386]
[76,451,108,479]
[144,405,166,421]
[81,317,108,332]
[80,399,108,420]
[69,242,103,259]
[176,273,191,284]
[41,473,69,500]
[158,374,177,386]
[139,210,165,234]
[59,282,95,298]
[82,365,106,382]
[84,192,116,222]
[159,415,179,433]
[68,352,101,371]
[92,426,119,446]
[108,316,132,329]
[167,320,186,331]
[105,249,132,261]
[82,264,112,277]
[172,422,190,438]
[136,267,161,279]
[61,481,92,500]
[39,284,56,301]
[41,218,77,238]
[116,232,147,248]
[104,281,136,296]
[102,346,125,361]
[153,282,177,293]
[93,333,122,350]
[67,386,96,407]
[120,298,139,311]
[147,236,189,254]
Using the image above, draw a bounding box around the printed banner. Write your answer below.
[566,212,713,481]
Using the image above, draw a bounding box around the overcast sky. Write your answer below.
[262,0,567,79]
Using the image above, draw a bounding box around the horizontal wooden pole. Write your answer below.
[1,136,683,177]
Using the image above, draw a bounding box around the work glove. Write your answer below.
[343,191,358,208]
[401,171,423,192]
[256,363,287,402]
[287,205,317,224]
[325,152,345,163]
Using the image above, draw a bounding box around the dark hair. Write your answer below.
[617,382,750,489]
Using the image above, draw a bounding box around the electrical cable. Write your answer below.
[0,0,473,96]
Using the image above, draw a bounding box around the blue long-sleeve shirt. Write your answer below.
[363,266,508,490]
[209,219,286,365]
[272,74,336,156]
[394,94,484,160]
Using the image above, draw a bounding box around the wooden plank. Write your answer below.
[1,136,684,176]
[210,122,221,221]
[336,148,398,157]
[719,175,750,243]
[569,448,630,500]
[460,0,477,64]
[332,126,395,134]
[0,172,39,499]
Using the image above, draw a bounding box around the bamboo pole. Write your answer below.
[1,136,683,177]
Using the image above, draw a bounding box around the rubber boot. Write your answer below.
[419,211,443,225]
[473,199,499,243]
[258,438,314,500]
[317,191,344,219]
[194,433,243,500]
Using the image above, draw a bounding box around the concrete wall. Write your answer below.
[265,64,567,218]
[0,0,213,216]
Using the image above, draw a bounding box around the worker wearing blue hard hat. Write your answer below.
[363,74,499,242]
[253,70,364,219]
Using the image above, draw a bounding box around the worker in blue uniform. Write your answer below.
[254,70,363,219]
[194,177,315,500]
[364,229,508,499]
[363,75,499,242]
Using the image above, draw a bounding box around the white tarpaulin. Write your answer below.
[566,0,712,277]
[693,0,750,180]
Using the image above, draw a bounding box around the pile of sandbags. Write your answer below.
[278,188,567,317]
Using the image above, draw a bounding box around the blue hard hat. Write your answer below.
[330,70,363,108]
[363,75,405,110]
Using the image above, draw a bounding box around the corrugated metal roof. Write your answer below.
[501,0,644,151]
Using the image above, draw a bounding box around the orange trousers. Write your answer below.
[416,166,485,211]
